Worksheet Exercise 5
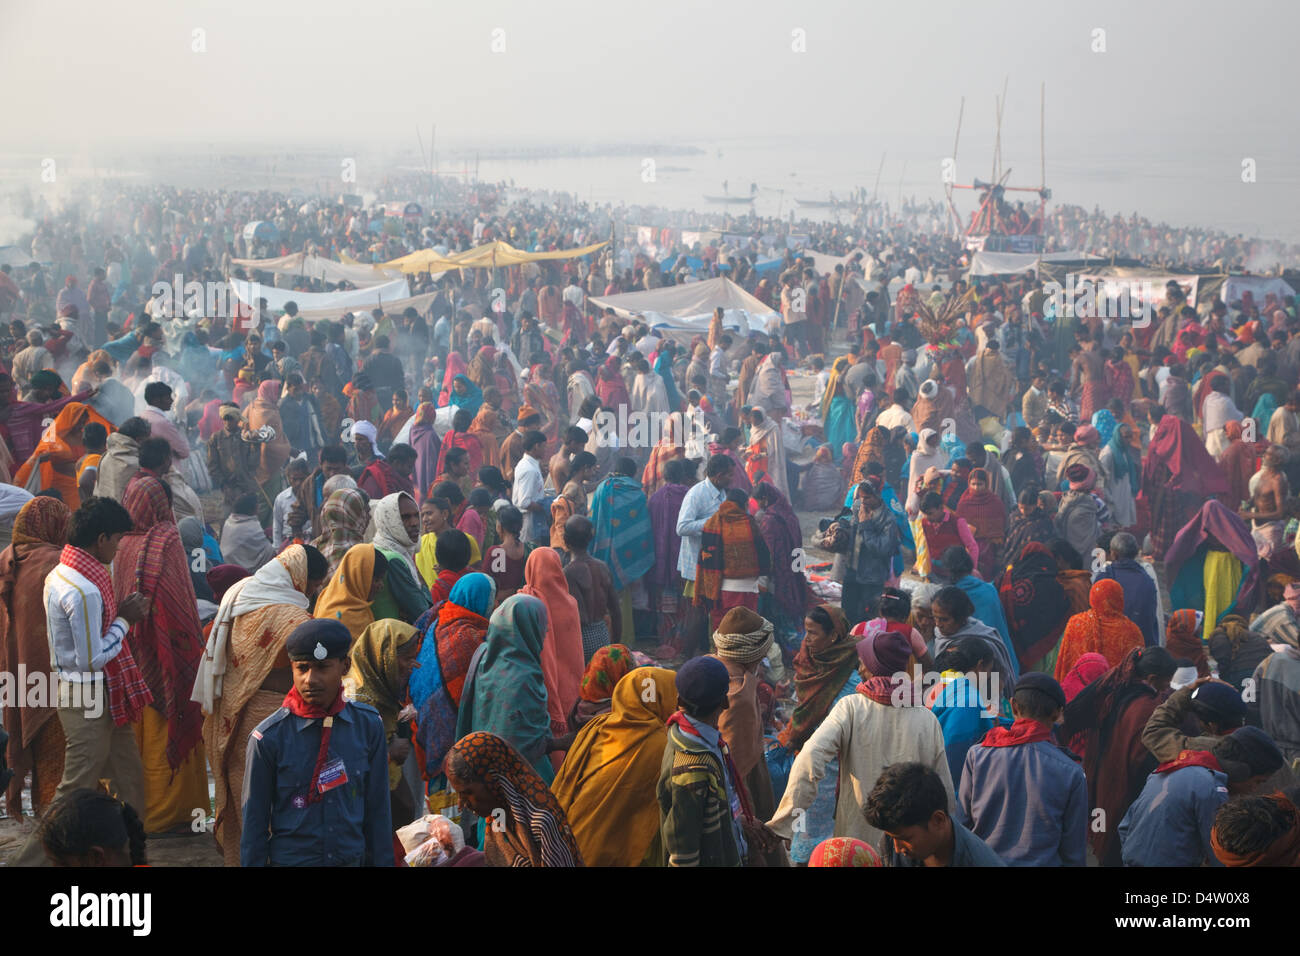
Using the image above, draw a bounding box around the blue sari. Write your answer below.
[1252,393,1277,435]
[456,593,554,782]
[823,395,856,461]
[590,475,655,589]
[449,374,484,417]
[654,351,683,411]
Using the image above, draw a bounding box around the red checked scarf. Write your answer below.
[981,717,1053,747]
[281,685,346,805]
[59,544,151,726]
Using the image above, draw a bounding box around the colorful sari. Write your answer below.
[755,482,811,621]
[412,573,495,783]
[197,545,312,865]
[445,731,583,866]
[455,595,556,782]
[409,403,442,504]
[469,404,502,468]
[520,547,585,740]
[314,543,379,640]
[0,497,70,815]
[551,667,678,866]
[114,474,209,831]
[12,402,92,509]
[999,542,1069,670]
[1054,579,1144,683]
[589,474,654,590]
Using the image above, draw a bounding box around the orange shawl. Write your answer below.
[519,547,584,737]
[1054,579,1144,683]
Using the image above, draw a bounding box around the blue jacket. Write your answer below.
[1094,559,1159,647]
[240,699,393,867]
[955,574,1018,677]
[928,675,1005,788]
[959,734,1087,866]
[1118,764,1228,867]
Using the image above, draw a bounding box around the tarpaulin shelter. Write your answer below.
[586,276,781,342]
[380,239,607,274]
[228,277,409,313]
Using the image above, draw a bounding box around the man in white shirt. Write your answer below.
[511,430,549,543]
[13,497,151,866]
[562,280,584,310]
[676,453,734,586]
[875,389,915,432]
[272,458,312,550]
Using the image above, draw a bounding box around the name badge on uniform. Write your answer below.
[317,757,349,793]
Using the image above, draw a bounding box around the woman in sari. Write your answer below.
[455,594,559,783]
[312,487,370,578]
[12,402,90,508]
[1099,421,1142,528]
[113,474,209,833]
[412,573,495,812]
[194,543,327,866]
[468,392,503,469]
[568,643,636,732]
[0,497,69,816]
[1141,413,1230,558]
[998,542,1070,673]
[596,361,631,415]
[449,374,484,419]
[519,547,584,747]
[753,481,811,655]
[551,667,678,867]
[408,403,441,504]
[345,618,422,830]
[444,731,583,866]
[956,468,1006,582]
[775,604,859,864]
[850,425,889,488]
[1054,578,1144,683]
[314,543,388,640]
[821,356,856,462]
[653,345,683,413]
[246,379,291,512]
[377,390,415,447]
[641,412,685,497]
[467,346,497,393]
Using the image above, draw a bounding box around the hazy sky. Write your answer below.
[4,0,1296,155]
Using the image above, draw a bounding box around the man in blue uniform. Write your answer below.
[959,672,1088,866]
[240,619,393,866]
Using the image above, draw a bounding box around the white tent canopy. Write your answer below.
[228,277,410,313]
[1219,275,1295,307]
[587,276,780,335]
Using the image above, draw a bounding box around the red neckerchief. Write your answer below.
[1154,750,1222,775]
[59,544,151,726]
[981,717,1053,748]
[282,685,347,804]
[856,675,902,706]
[667,711,754,821]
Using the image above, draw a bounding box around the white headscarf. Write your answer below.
[370,491,418,574]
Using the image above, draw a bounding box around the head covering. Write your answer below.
[519,547,584,735]
[11,495,69,549]
[345,619,420,740]
[1055,578,1145,683]
[1191,681,1247,722]
[313,488,370,576]
[1014,672,1067,710]
[1059,651,1110,701]
[712,607,775,665]
[578,644,635,702]
[313,543,378,639]
[352,419,379,448]
[370,491,417,567]
[857,629,911,677]
[780,605,855,751]
[1074,424,1100,446]
[1090,410,1117,446]
[808,837,883,867]
[448,571,495,618]
[674,655,730,711]
[207,564,250,601]
[549,667,677,867]
[454,595,555,782]
[1166,609,1209,676]
[1067,463,1096,491]
[286,618,352,661]
[444,731,582,867]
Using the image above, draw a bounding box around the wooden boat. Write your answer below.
[703,194,754,204]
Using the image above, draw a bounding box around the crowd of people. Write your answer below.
[0,174,1299,869]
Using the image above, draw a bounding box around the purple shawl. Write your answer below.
[648,481,689,597]
[756,482,810,618]
[1164,499,1262,616]
[410,420,441,502]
